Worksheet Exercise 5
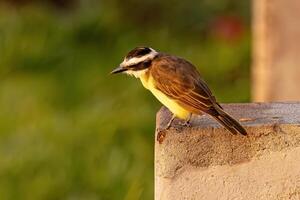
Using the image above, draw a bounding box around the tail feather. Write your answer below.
[212,107,247,136]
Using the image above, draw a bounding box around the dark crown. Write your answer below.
[126,47,152,59]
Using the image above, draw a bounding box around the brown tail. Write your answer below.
[212,107,247,136]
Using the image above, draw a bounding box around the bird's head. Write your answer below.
[111,47,158,78]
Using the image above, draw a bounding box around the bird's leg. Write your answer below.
[157,114,176,144]
[166,114,176,130]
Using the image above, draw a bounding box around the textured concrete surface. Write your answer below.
[155,102,300,200]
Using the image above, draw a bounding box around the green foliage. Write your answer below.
[0,1,250,199]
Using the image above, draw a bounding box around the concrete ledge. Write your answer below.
[155,102,300,200]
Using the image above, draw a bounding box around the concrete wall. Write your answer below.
[252,0,300,101]
[155,102,300,200]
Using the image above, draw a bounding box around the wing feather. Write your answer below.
[151,55,218,114]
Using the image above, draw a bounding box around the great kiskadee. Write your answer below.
[111,47,247,142]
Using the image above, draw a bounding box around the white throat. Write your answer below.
[125,68,148,78]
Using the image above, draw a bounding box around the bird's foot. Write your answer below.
[179,114,192,128]
[156,114,192,144]
[173,120,191,132]
[156,114,176,144]
[181,120,191,127]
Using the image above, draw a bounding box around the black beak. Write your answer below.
[110,66,127,74]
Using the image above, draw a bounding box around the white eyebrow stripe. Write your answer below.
[121,50,158,67]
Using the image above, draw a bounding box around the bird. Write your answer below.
[111,47,247,143]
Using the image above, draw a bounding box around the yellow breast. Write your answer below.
[140,74,190,119]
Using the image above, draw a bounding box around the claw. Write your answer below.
[182,120,191,127]
[156,114,192,144]
[156,114,176,144]
[182,113,192,127]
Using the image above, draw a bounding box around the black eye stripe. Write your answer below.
[128,60,152,71]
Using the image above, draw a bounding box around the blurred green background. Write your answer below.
[0,0,250,199]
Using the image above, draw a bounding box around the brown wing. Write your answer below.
[150,55,219,115]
